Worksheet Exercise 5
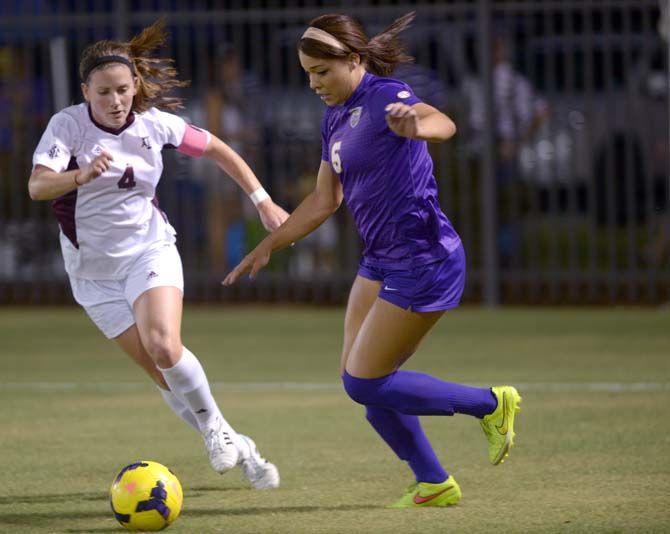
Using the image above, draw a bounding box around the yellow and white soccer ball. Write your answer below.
[110,460,183,531]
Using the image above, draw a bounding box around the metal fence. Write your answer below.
[0,0,667,305]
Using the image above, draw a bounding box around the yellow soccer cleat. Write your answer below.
[389,475,462,508]
[480,385,522,465]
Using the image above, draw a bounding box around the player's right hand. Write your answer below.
[222,242,272,286]
[78,151,113,184]
[257,200,290,232]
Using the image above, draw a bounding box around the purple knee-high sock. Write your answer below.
[365,405,447,483]
[343,370,497,418]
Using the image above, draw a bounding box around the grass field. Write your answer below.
[1,306,669,533]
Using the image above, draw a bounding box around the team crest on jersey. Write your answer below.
[91,144,104,156]
[47,144,60,159]
[141,136,152,150]
[397,90,411,99]
[349,106,362,128]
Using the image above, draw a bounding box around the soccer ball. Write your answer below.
[110,460,183,531]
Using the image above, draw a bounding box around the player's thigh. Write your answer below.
[114,324,168,388]
[126,242,185,360]
[340,275,381,375]
[133,286,184,358]
[345,298,444,378]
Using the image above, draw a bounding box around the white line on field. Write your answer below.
[0,381,668,393]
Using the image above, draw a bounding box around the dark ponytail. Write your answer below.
[365,12,415,76]
[299,12,415,76]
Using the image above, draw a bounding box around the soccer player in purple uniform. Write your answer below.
[225,12,522,507]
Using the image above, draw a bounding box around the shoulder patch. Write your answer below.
[397,90,411,99]
[47,144,60,159]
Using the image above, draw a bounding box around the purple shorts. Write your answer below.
[357,245,466,312]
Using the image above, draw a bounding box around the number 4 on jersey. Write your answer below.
[117,166,136,189]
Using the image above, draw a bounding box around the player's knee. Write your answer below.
[144,330,182,368]
[341,371,391,405]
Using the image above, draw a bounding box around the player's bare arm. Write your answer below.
[223,160,342,285]
[385,102,456,143]
[203,134,289,231]
[28,151,113,201]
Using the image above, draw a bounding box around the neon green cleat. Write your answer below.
[389,475,462,508]
[480,385,522,465]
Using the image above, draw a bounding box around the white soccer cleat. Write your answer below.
[203,417,240,474]
[238,434,280,490]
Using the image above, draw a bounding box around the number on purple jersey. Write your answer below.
[331,141,342,173]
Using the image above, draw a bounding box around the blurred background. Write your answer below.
[1,4,669,531]
[0,0,668,306]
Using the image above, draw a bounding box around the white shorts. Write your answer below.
[69,241,184,339]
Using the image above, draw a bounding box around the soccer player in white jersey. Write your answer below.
[28,21,284,490]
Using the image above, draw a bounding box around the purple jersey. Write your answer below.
[321,72,461,268]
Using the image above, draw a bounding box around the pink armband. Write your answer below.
[177,124,210,158]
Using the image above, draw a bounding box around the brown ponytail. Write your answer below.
[365,12,415,76]
[79,20,188,113]
[298,12,415,76]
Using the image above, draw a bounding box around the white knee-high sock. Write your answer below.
[157,386,200,433]
[157,385,248,456]
[159,347,237,437]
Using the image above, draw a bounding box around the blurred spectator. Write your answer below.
[0,44,52,277]
[466,36,550,160]
[463,35,550,267]
[1,45,47,201]
[206,45,262,156]
[288,170,339,277]
[181,46,263,274]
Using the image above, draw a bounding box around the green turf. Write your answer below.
[1,306,669,533]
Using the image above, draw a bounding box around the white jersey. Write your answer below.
[32,103,209,280]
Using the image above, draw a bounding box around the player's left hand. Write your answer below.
[385,102,419,139]
[256,200,290,232]
[222,242,272,285]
